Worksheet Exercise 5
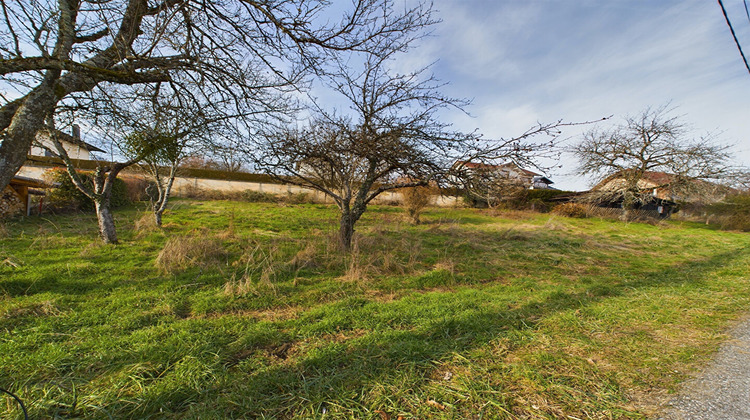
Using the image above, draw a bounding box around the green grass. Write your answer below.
[2,201,750,419]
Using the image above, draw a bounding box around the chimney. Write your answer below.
[72,124,80,139]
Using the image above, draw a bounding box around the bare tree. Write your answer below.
[256,27,587,251]
[0,0,430,192]
[574,106,737,218]
[45,81,228,241]
[116,83,226,227]
[42,118,163,243]
[254,9,486,250]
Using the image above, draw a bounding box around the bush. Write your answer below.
[706,193,750,231]
[551,202,589,218]
[401,184,435,224]
[120,175,154,202]
[241,190,280,203]
[44,168,131,211]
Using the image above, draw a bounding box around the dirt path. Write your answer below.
[659,318,750,419]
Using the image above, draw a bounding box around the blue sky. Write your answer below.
[408,0,750,190]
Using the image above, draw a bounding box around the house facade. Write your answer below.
[31,126,104,160]
[593,171,730,204]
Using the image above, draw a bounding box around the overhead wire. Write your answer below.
[717,0,750,75]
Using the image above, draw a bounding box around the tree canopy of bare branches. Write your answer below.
[254,11,479,250]
[574,106,738,213]
[0,0,430,192]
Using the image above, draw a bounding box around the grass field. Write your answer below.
[2,200,750,419]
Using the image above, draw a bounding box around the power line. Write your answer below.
[0,386,28,420]
[718,0,750,76]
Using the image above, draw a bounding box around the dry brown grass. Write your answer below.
[156,235,228,274]
[3,300,61,319]
[551,202,590,218]
[134,211,159,233]
[225,242,281,296]
[0,223,8,239]
[338,230,424,283]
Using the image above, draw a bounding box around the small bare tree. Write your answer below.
[574,106,736,219]
[119,84,225,227]
[43,119,162,244]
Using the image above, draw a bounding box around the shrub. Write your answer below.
[241,190,280,203]
[400,184,435,224]
[44,168,131,211]
[120,175,153,202]
[282,192,314,205]
[551,202,589,218]
[706,193,750,231]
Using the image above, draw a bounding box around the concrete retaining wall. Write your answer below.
[18,164,460,207]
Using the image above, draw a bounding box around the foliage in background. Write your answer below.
[44,168,130,212]
[706,192,750,231]
[464,187,573,211]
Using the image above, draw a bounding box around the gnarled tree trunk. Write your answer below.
[95,199,118,244]
[0,79,59,191]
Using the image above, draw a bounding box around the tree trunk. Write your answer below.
[339,212,355,252]
[152,172,175,227]
[0,81,59,191]
[154,209,163,227]
[95,200,118,244]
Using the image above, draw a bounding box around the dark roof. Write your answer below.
[532,175,554,185]
[10,175,51,188]
[37,128,105,153]
[55,130,105,153]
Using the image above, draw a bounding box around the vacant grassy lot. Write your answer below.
[2,200,750,419]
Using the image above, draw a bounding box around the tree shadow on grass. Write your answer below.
[78,246,750,419]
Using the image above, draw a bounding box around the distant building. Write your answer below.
[31,125,104,161]
[452,161,555,190]
[592,171,730,204]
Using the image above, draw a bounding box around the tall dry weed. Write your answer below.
[225,243,280,296]
[338,229,423,282]
[134,211,158,233]
[156,235,228,274]
[400,184,435,224]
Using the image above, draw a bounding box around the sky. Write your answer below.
[402,0,750,191]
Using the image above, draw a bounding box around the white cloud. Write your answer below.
[420,0,750,190]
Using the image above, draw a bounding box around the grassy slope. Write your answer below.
[2,201,750,419]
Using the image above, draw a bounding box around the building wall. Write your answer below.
[18,164,461,207]
[30,136,91,160]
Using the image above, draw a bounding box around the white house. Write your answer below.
[31,125,104,160]
[453,161,555,190]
